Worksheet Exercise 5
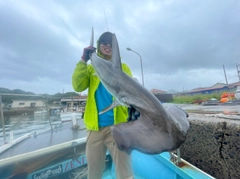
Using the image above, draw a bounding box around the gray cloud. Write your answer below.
[0,0,239,94]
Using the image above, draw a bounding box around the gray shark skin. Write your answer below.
[89,31,190,154]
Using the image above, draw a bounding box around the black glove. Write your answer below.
[127,106,140,121]
[81,46,96,62]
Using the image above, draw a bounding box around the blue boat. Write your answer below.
[0,133,214,179]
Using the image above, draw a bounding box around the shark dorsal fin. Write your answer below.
[111,34,122,71]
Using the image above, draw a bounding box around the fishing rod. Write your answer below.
[103,7,109,31]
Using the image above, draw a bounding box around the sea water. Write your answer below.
[0,112,60,146]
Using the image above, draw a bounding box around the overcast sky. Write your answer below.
[0,0,239,95]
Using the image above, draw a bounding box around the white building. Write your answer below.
[61,96,87,112]
[11,99,45,108]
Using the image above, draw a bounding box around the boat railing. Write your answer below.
[0,123,63,154]
[0,137,87,168]
[170,148,182,165]
[0,132,31,153]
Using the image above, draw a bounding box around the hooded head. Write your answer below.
[97,31,113,58]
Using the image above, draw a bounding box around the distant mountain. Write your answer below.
[0,87,35,94]
[0,87,13,93]
[0,87,81,104]
[0,87,80,97]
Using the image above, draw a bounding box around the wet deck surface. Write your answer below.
[0,121,86,160]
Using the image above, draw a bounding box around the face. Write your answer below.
[99,42,112,60]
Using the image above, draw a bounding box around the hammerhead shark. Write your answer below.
[89,29,189,154]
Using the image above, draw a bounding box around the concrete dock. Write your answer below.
[179,105,240,179]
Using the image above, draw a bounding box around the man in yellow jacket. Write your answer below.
[72,31,133,179]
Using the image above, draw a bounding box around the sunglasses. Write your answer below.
[100,41,112,46]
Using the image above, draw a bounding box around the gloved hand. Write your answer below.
[81,46,96,62]
[127,106,140,121]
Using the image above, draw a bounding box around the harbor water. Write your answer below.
[0,112,60,146]
[1,103,240,146]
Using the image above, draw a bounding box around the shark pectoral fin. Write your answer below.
[99,100,121,115]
